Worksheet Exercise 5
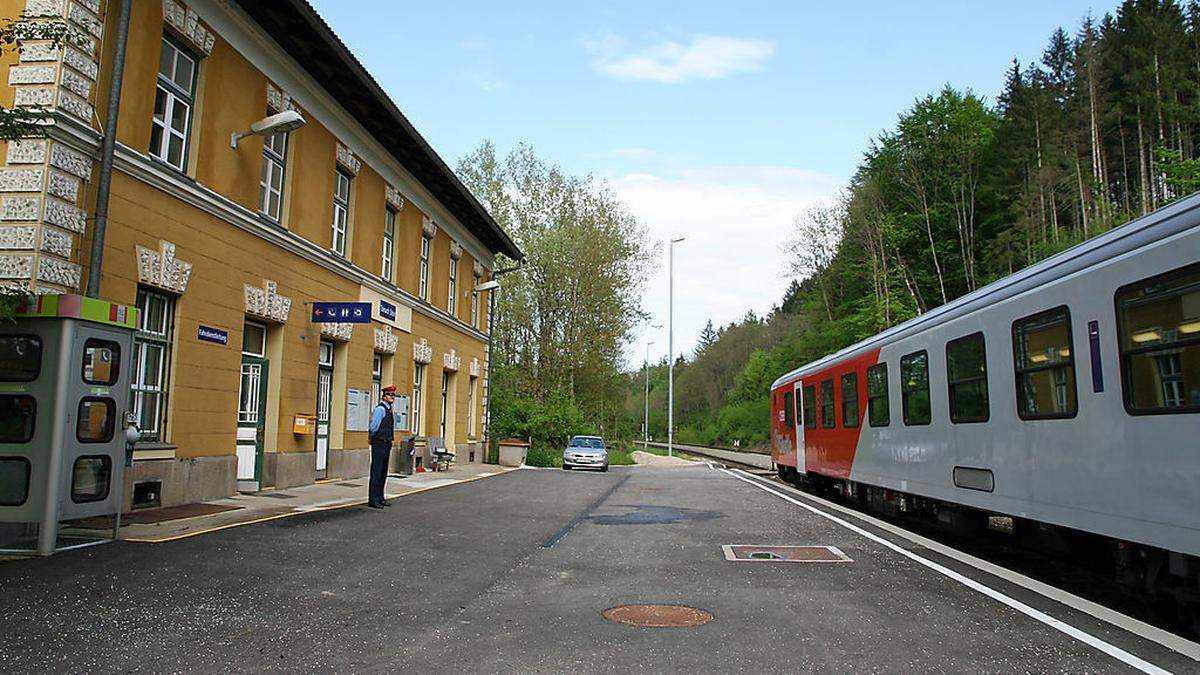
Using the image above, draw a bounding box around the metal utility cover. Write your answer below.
[722,545,852,563]
[601,604,713,628]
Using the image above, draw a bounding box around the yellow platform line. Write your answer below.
[123,470,511,544]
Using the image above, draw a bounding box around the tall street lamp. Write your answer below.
[476,264,524,453]
[668,237,685,457]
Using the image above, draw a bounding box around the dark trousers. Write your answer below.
[369,439,392,504]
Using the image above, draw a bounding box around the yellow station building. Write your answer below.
[0,0,521,507]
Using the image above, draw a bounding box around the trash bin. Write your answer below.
[497,440,530,467]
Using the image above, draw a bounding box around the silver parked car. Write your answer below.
[562,435,608,471]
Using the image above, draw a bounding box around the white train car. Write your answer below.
[769,191,1200,597]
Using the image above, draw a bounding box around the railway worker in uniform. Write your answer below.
[367,385,397,509]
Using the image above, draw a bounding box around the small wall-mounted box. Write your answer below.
[293,414,317,435]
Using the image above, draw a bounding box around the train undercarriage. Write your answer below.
[776,464,1200,635]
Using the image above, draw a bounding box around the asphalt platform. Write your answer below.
[0,464,1194,673]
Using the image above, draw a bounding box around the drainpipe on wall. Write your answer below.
[84,0,133,299]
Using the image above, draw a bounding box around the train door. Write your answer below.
[236,321,268,491]
[792,379,806,474]
[315,340,334,479]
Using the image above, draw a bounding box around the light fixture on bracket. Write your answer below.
[230,109,306,149]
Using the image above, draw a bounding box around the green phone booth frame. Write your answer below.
[0,295,137,556]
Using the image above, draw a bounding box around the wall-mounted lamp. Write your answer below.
[231,109,306,149]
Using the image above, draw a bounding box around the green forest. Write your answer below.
[627,0,1200,449]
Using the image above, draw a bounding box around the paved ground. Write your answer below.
[1,464,1194,673]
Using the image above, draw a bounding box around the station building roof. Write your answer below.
[233,0,524,262]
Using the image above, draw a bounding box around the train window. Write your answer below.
[783,391,795,428]
[901,350,931,425]
[841,372,859,428]
[77,397,115,443]
[0,335,41,382]
[1013,306,1077,419]
[946,332,989,423]
[81,339,120,386]
[1115,262,1200,414]
[867,363,889,426]
[71,456,110,503]
[820,380,835,428]
[802,384,816,429]
[0,395,36,443]
[0,457,30,505]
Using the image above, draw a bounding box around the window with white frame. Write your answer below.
[331,170,351,256]
[382,208,396,281]
[372,354,382,403]
[467,375,477,437]
[448,257,458,315]
[419,235,431,301]
[132,288,175,442]
[259,120,287,221]
[471,272,481,327]
[150,36,197,171]
[412,362,425,435]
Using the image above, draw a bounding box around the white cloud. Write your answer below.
[591,34,775,84]
[610,166,843,367]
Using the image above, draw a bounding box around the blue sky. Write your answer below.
[311,0,1108,364]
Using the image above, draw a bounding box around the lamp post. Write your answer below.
[668,237,685,457]
[475,265,523,453]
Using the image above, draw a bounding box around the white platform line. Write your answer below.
[720,468,1173,675]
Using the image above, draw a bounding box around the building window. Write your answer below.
[439,371,449,438]
[382,208,397,281]
[866,363,889,427]
[946,332,989,423]
[1013,306,1077,419]
[820,379,835,428]
[259,119,287,222]
[1115,262,1200,414]
[802,384,816,429]
[412,362,424,435]
[419,235,431,301]
[471,272,481,327]
[448,257,458,315]
[841,372,859,428]
[132,288,174,442]
[331,169,351,256]
[150,36,197,171]
[467,375,477,437]
[372,354,382,403]
[900,350,931,425]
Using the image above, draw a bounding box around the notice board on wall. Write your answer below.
[394,394,410,431]
[345,388,371,432]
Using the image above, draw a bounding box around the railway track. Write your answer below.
[636,441,772,472]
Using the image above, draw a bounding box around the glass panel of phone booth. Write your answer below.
[58,323,131,521]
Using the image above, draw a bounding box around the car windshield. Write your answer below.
[570,437,604,449]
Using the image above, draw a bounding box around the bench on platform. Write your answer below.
[428,436,455,471]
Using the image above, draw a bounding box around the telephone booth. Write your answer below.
[0,295,137,556]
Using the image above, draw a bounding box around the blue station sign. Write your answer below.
[312,302,372,323]
[379,300,397,322]
[197,325,229,345]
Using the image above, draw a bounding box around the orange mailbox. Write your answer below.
[293,414,317,435]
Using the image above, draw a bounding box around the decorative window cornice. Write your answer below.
[266,82,298,113]
[473,260,484,277]
[449,240,463,260]
[469,357,480,378]
[244,278,291,323]
[443,349,461,372]
[136,239,192,293]
[335,142,361,176]
[162,0,215,55]
[413,337,432,364]
[320,321,353,341]
[385,184,404,211]
[421,216,438,239]
[374,325,398,354]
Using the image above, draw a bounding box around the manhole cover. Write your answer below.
[601,604,713,627]
[722,545,852,563]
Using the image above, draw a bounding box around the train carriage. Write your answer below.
[770,191,1200,582]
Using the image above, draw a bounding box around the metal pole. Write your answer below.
[667,243,674,458]
[85,0,133,298]
[483,285,496,449]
